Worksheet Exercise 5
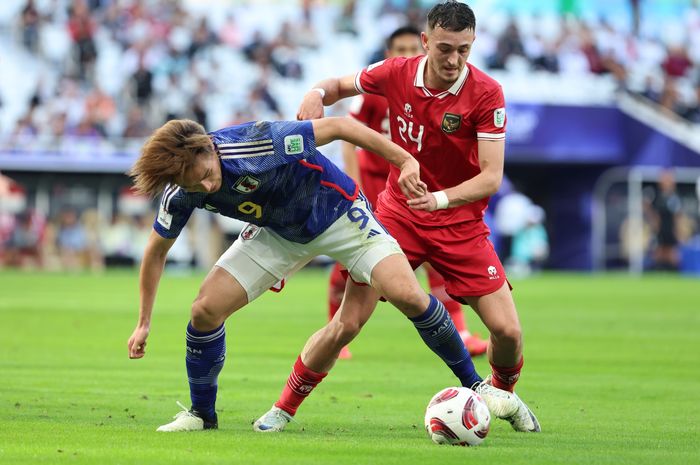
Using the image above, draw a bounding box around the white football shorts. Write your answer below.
[215,195,404,302]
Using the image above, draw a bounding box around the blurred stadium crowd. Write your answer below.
[1,0,700,273]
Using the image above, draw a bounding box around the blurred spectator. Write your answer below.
[56,209,88,270]
[20,0,42,53]
[101,214,135,267]
[336,0,358,36]
[3,211,44,269]
[650,171,682,270]
[509,205,549,276]
[493,190,534,262]
[122,107,150,139]
[488,19,525,70]
[67,0,98,81]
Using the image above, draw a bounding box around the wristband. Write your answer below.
[311,88,326,99]
[432,191,449,210]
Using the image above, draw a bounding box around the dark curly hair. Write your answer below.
[427,1,476,33]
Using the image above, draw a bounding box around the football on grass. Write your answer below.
[424,387,491,446]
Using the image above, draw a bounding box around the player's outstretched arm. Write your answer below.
[312,117,426,198]
[297,74,358,120]
[341,140,362,187]
[128,229,175,359]
[407,139,505,211]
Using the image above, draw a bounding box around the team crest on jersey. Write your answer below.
[441,113,462,133]
[233,175,260,194]
[240,224,261,241]
[404,103,413,118]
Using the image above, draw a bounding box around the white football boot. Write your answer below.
[156,401,218,432]
[253,406,293,433]
[475,376,540,432]
[474,376,519,419]
[509,391,541,432]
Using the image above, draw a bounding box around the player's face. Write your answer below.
[422,26,475,87]
[178,146,222,194]
[387,34,423,58]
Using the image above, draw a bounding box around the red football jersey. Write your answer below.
[355,55,507,226]
[348,93,391,177]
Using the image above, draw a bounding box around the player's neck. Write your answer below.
[423,64,456,92]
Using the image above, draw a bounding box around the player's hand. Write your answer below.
[407,192,439,211]
[397,157,427,199]
[128,325,150,359]
[297,91,325,120]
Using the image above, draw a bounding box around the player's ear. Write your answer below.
[420,31,429,50]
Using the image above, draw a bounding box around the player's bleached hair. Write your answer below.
[386,25,421,50]
[129,119,212,197]
[427,1,476,33]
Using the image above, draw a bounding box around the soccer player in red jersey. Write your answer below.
[330,25,488,359]
[255,1,539,433]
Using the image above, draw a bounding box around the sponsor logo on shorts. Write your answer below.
[241,224,261,241]
[487,265,500,280]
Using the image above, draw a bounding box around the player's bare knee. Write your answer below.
[492,323,522,347]
[388,285,428,316]
[331,318,363,346]
[190,297,222,330]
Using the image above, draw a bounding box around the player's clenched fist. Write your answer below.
[296,90,325,120]
[397,158,427,199]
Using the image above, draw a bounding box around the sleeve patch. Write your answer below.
[284,134,304,155]
[494,108,506,128]
[157,203,173,229]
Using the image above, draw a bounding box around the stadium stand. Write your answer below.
[1,0,699,273]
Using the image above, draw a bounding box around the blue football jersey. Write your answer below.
[153,120,360,244]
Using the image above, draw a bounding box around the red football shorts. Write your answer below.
[374,206,509,301]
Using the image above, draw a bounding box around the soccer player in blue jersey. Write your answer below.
[127,117,488,432]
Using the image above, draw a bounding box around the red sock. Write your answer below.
[490,357,524,393]
[426,267,466,333]
[328,262,346,321]
[275,356,328,416]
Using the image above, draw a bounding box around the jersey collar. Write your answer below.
[414,55,469,99]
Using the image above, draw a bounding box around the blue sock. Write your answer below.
[409,295,482,388]
[186,322,226,419]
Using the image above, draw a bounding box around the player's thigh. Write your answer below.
[194,265,249,321]
[370,253,429,316]
[334,279,380,330]
[216,224,312,304]
[464,282,521,339]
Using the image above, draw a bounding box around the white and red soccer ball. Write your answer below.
[424,387,491,446]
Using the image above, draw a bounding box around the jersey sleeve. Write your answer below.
[348,95,370,124]
[474,87,507,141]
[152,185,194,239]
[354,57,396,96]
[218,120,316,175]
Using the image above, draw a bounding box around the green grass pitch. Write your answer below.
[1,269,699,465]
